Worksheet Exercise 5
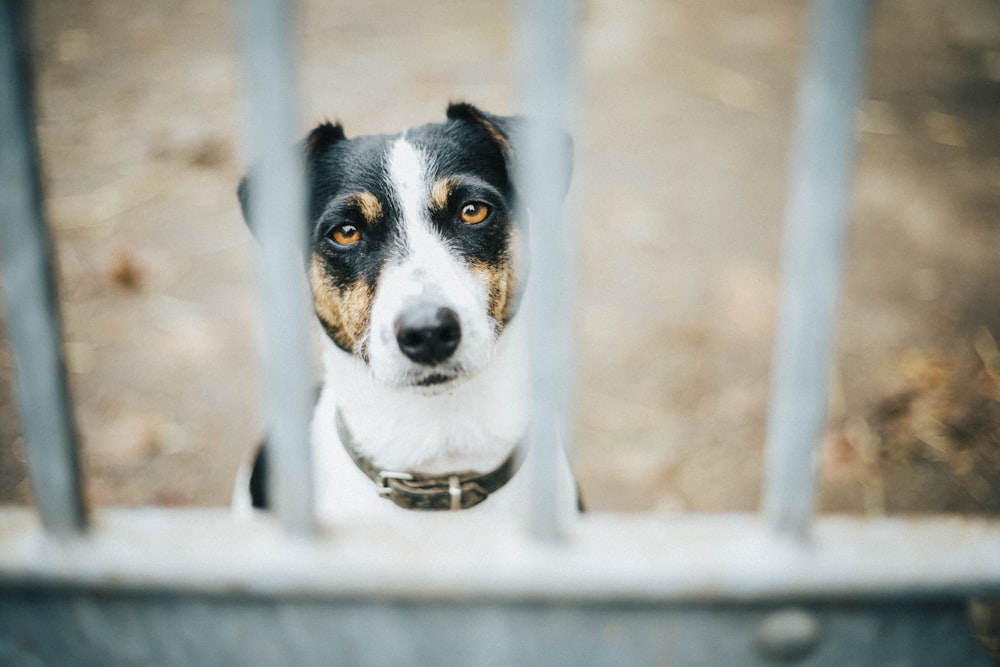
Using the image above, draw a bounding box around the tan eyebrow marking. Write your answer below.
[347,191,383,225]
[430,177,461,212]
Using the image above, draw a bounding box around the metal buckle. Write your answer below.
[375,470,414,497]
[448,475,462,511]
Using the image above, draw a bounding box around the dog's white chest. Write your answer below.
[309,330,578,523]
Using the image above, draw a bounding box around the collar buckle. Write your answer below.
[375,470,414,497]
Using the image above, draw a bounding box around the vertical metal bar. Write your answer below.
[237,0,315,536]
[763,0,871,539]
[0,0,87,535]
[518,0,577,540]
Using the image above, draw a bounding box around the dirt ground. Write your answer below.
[2,0,1000,520]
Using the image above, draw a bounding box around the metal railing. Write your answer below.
[1,0,999,664]
[762,0,871,540]
[0,0,86,537]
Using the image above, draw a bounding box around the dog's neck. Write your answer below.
[316,312,530,476]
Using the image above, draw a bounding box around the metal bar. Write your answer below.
[237,0,315,537]
[0,0,87,535]
[763,0,871,539]
[1,509,999,601]
[518,0,578,541]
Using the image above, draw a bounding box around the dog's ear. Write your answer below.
[236,121,348,233]
[446,102,573,202]
[303,121,347,163]
[446,102,517,163]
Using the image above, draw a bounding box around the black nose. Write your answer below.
[395,306,461,365]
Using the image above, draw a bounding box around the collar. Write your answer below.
[335,409,522,511]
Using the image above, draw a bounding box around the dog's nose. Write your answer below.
[395,306,461,365]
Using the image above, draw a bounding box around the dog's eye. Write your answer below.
[330,223,362,247]
[459,202,491,225]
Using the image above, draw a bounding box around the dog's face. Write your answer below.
[242,104,539,390]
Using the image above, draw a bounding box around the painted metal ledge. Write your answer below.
[1,508,998,603]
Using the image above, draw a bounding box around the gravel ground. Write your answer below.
[1,0,999,521]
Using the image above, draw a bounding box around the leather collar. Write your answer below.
[335,409,522,511]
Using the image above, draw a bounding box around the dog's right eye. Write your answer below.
[459,202,491,225]
[329,224,362,247]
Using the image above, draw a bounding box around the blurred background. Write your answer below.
[1,0,998,516]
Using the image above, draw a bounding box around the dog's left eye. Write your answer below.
[329,223,362,247]
[459,202,491,225]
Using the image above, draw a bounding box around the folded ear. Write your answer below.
[446,102,517,163]
[446,102,573,203]
[236,121,348,233]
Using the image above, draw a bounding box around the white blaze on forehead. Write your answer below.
[387,137,431,238]
[384,136,440,297]
[384,136,454,287]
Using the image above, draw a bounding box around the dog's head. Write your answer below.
[239,103,570,390]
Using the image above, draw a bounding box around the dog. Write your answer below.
[234,103,579,522]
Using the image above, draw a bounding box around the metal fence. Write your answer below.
[2,0,999,664]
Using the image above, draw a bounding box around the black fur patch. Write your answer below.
[249,443,268,509]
